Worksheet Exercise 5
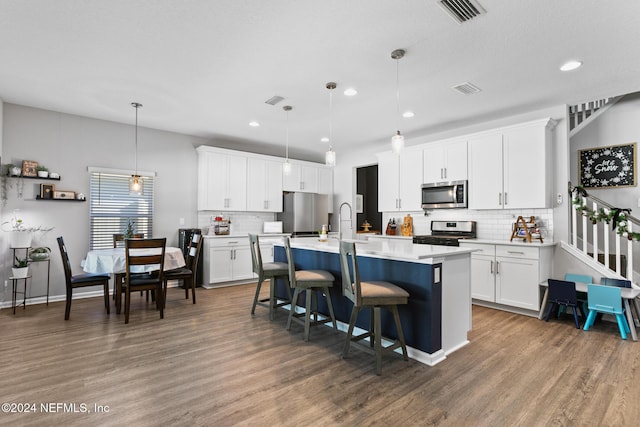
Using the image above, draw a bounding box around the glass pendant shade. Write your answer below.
[129,102,144,195]
[282,159,292,175]
[391,131,405,154]
[325,147,336,167]
[129,175,143,195]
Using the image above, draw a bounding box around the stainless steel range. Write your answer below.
[413,220,477,246]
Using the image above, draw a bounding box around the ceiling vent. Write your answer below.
[437,0,486,24]
[264,95,285,106]
[451,82,482,95]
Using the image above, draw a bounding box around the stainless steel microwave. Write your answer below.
[421,180,467,209]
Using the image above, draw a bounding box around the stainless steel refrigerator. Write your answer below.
[277,192,328,236]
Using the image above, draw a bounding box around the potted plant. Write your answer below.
[37,165,49,178]
[29,246,51,261]
[12,256,29,278]
[7,164,21,177]
[123,218,136,238]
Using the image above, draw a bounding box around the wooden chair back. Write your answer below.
[249,234,264,278]
[339,240,361,306]
[113,233,145,248]
[283,237,298,288]
[56,236,73,287]
[125,238,166,284]
[185,233,203,272]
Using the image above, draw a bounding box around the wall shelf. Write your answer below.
[35,196,85,202]
[6,174,61,181]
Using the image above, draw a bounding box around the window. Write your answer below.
[89,171,154,249]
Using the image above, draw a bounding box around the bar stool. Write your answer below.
[249,234,291,320]
[283,237,337,341]
[339,240,409,375]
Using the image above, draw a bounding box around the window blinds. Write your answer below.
[89,172,154,249]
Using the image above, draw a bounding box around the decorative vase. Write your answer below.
[9,166,21,176]
[9,231,33,248]
[11,266,29,278]
[37,171,49,178]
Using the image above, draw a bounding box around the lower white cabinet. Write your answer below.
[461,242,554,312]
[203,237,254,287]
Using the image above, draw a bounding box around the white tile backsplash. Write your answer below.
[198,211,276,235]
[383,208,554,241]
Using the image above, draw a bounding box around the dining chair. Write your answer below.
[249,234,291,321]
[339,240,409,375]
[544,279,586,329]
[57,236,111,320]
[123,238,166,324]
[163,233,203,307]
[562,273,592,317]
[583,283,630,339]
[113,233,146,302]
[284,236,337,341]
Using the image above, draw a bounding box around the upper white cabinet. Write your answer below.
[283,163,318,193]
[423,139,468,183]
[197,146,330,213]
[377,150,423,212]
[197,148,247,211]
[247,157,283,212]
[468,118,555,210]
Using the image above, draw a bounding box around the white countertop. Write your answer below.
[203,232,290,239]
[278,237,476,263]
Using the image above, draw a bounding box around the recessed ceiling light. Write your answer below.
[320,137,329,143]
[343,88,358,96]
[249,121,260,127]
[402,111,415,118]
[560,60,582,71]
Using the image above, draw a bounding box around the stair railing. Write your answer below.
[569,183,637,280]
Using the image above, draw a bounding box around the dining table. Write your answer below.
[538,280,640,341]
[83,246,186,275]
[83,246,186,314]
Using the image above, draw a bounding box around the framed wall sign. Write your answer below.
[579,142,636,188]
[22,160,38,177]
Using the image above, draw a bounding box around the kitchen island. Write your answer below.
[274,237,477,366]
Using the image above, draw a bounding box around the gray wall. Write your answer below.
[1,104,208,306]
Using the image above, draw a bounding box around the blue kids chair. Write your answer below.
[583,284,630,340]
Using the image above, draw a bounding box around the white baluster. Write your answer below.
[572,195,578,248]
[592,202,598,263]
[582,196,588,254]
[603,207,610,270]
[627,222,633,280]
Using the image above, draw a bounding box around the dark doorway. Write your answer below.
[356,165,382,234]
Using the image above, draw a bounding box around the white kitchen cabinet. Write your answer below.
[467,118,554,210]
[247,158,283,212]
[461,242,554,313]
[283,163,318,193]
[203,237,254,287]
[377,149,423,212]
[423,139,467,183]
[197,148,247,211]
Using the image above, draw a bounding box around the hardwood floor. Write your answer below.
[3,283,640,426]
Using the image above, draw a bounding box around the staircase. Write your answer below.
[567,183,638,285]
[569,95,623,137]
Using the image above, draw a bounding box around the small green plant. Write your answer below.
[37,165,48,172]
[14,256,28,268]
[124,218,136,238]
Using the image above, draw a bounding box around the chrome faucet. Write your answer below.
[338,202,353,241]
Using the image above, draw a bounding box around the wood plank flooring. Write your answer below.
[2,283,640,426]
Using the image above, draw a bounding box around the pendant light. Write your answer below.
[391,49,406,154]
[129,102,144,195]
[282,105,292,175]
[325,82,337,167]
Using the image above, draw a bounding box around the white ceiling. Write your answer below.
[1,0,640,162]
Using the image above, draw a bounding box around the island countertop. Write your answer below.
[277,237,477,262]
